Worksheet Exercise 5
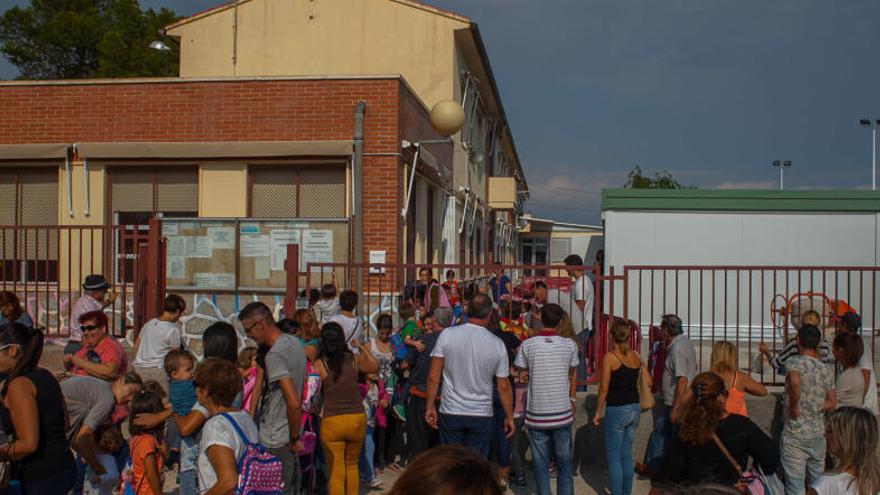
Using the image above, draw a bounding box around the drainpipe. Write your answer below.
[232,0,239,74]
[353,101,365,294]
[82,158,90,217]
[65,144,75,217]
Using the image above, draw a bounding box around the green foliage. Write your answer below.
[0,0,180,80]
[624,166,692,189]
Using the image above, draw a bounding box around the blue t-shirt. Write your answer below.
[489,275,511,301]
[169,379,196,416]
[0,312,34,328]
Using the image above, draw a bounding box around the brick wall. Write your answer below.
[0,77,437,279]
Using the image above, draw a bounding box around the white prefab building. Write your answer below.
[601,189,880,343]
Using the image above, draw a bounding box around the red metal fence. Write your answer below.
[0,220,164,339]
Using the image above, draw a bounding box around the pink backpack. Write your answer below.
[220,413,283,495]
[423,282,451,311]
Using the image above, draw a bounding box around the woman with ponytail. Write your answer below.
[0,322,75,494]
[658,372,778,489]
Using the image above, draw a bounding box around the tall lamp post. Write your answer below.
[771,160,792,190]
[859,119,879,191]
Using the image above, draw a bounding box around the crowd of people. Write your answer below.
[0,263,877,495]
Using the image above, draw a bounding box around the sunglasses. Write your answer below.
[0,344,20,353]
[80,325,101,332]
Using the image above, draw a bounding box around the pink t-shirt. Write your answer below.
[73,336,128,377]
[241,367,257,412]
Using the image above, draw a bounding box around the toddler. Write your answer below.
[314,272,340,324]
[358,374,386,489]
[164,349,198,494]
[84,425,123,495]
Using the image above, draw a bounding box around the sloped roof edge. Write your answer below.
[166,0,469,32]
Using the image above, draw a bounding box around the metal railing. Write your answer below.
[0,224,154,338]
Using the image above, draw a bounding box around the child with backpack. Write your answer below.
[125,386,167,495]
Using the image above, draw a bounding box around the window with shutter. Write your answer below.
[249,165,345,218]
[0,167,59,281]
[250,167,297,218]
[550,238,572,263]
[109,166,199,221]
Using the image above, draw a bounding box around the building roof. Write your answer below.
[165,0,470,31]
[521,215,602,233]
[602,188,880,213]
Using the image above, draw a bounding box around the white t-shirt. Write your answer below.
[430,323,509,417]
[328,314,363,352]
[198,411,259,494]
[571,274,594,333]
[132,318,181,369]
[811,473,860,495]
[858,338,878,415]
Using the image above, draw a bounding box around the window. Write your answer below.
[249,166,346,218]
[107,166,198,284]
[550,238,572,263]
[0,167,59,282]
[107,166,199,223]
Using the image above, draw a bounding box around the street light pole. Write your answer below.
[771,160,792,190]
[859,118,879,191]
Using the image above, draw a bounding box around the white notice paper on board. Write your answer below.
[301,230,333,272]
[369,250,386,274]
[162,223,179,236]
[195,237,212,258]
[240,235,270,257]
[254,257,271,280]
[214,273,235,289]
[193,273,214,287]
[166,256,185,279]
[184,237,197,257]
[207,227,235,250]
[269,229,301,271]
[167,237,186,258]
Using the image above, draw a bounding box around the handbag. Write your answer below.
[637,355,655,412]
[711,433,764,494]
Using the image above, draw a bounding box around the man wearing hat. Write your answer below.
[64,274,117,357]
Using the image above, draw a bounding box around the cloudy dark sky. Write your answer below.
[3,0,880,224]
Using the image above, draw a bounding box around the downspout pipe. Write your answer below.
[82,157,90,217]
[65,144,75,217]
[353,101,365,294]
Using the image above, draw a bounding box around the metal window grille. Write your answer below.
[250,167,297,218]
[299,168,345,217]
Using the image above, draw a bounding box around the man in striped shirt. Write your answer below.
[514,303,579,495]
[64,274,116,357]
[760,309,831,375]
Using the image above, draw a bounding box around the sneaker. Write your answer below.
[512,474,527,487]
[392,404,407,422]
[369,478,384,490]
[548,465,558,479]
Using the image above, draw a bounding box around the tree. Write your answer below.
[624,166,691,189]
[0,0,180,80]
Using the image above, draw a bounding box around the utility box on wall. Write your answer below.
[488,177,516,210]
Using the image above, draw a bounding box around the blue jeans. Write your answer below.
[643,405,673,472]
[528,425,574,495]
[781,432,825,495]
[603,404,640,495]
[179,469,198,495]
[576,331,591,391]
[358,425,376,482]
[438,413,493,459]
[490,404,511,468]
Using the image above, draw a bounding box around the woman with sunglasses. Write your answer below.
[0,322,76,494]
[64,310,128,380]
